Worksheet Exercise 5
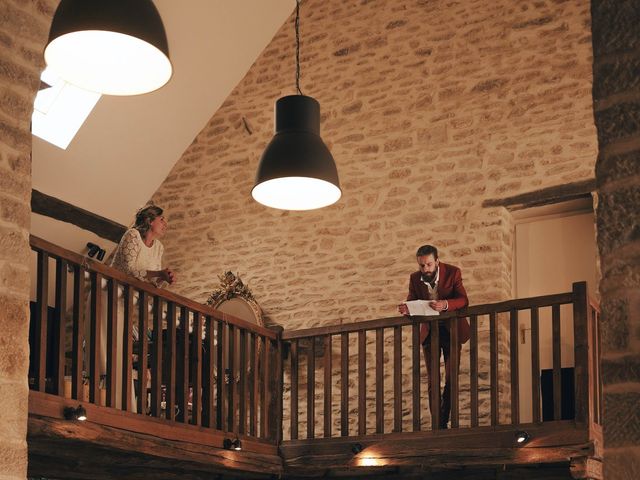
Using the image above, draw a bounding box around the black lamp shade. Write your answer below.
[252,95,341,210]
[45,0,172,95]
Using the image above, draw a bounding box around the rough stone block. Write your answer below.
[593,56,640,101]
[596,150,640,187]
[600,297,629,352]
[594,102,640,147]
[604,391,640,448]
[604,447,640,480]
[597,186,640,255]
[592,0,640,57]
[602,354,640,385]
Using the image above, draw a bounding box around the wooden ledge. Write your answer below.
[28,391,282,479]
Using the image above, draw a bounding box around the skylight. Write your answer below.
[32,67,101,150]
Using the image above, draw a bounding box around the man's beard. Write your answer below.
[421,271,437,284]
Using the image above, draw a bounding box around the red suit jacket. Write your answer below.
[406,262,470,345]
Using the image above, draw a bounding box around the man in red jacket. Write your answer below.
[398,244,469,429]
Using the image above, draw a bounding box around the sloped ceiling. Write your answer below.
[30,0,295,253]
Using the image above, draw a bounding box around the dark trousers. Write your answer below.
[422,325,461,429]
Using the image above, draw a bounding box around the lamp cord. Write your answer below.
[295,0,303,95]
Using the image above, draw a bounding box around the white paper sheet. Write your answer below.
[403,300,440,316]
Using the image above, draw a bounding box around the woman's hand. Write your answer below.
[398,303,409,315]
[160,267,176,285]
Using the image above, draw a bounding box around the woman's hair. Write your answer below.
[134,205,163,238]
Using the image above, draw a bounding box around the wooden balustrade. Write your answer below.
[28,235,601,451]
[28,235,281,444]
[281,282,601,440]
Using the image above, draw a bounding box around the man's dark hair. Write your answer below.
[416,244,438,259]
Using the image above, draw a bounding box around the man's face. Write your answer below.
[417,254,439,282]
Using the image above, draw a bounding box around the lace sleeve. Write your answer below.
[115,229,147,281]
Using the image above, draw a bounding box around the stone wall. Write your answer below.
[154,0,595,323]
[0,1,55,479]
[591,0,640,478]
[152,0,596,432]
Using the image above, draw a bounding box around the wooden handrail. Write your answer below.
[282,291,575,340]
[30,235,277,339]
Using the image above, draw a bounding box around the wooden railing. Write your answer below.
[281,281,601,440]
[28,234,601,452]
[28,235,282,444]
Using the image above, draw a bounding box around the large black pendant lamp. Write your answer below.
[252,0,341,211]
[44,0,172,96]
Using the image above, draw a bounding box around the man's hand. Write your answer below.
[398,303,409,315]
[429,300,448,312]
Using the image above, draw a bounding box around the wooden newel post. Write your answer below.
[572,281,590,425]
[268,325,284,444]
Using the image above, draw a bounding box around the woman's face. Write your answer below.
[149,215,168,238]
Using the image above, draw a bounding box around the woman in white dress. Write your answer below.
[110,205,175,286]
[102,205,176,412]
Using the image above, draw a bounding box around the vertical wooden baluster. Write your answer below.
[572,282,589,425]
[151,296,163,417]
[53,258,67,396]
[450,316,459,429]
[470,315,478,428]
[531,307,541,423]
[596,309,603,424]
[34,250,49,392]
[202,315,214,427]
[72,265,85,401]
[227,323,236,432]
[192,312,202,426]
[122,286,133,411]
[490,312,498,426]
[412,322,421,432]
[376,328,384,434]
[324,335,332,438]
[340,332,349,437]
[275,331,284,444]
[176,306,188,422]
[290,339,299,440]
[106,279,117,407]
[239,328,247,435]
[89,271,102,404]
[393,326,402,433]
[358,330,366,436]
[552,304,562,421]
[166,302,177,421]
[510,309,519,425]
[251,332,258,436]
[137,291,149,414]
[261,336,270,438]
[216,321,226,430]
[430,319,440,430]
[308,337,316,439]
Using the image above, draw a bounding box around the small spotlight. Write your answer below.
[223,437,242,451]
[515,430,530,445]
[64,404,87,421]
[96,248,106,261]
[351,443,364,454]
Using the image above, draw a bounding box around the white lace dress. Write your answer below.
[110,228,164,283]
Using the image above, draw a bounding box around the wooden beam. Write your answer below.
[280,422,595,476]
[482,179,595,211]
[31,189,127,243]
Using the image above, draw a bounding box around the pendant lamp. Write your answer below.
[44,0,172,96]
[252,0,341,211]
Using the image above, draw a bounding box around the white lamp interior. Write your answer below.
[45,30,172,96]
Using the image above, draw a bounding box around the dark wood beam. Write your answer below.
[482,179,596,211]
[279,422,597,478]
[31,189,127,243]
